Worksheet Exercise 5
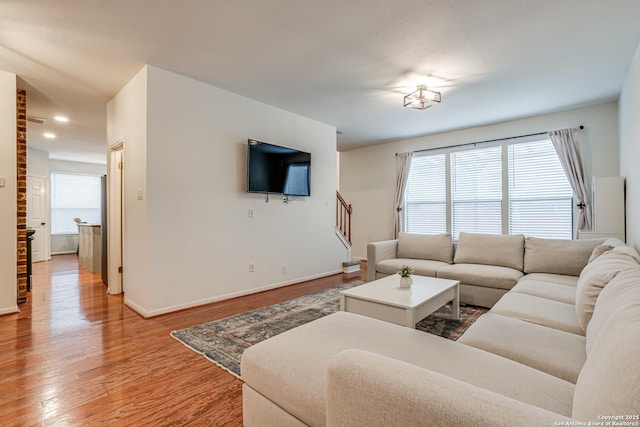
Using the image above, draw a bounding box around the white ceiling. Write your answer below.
[2,0,640,164]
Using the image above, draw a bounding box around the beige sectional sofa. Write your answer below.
[241,233,640,426]
[368,232,605,307]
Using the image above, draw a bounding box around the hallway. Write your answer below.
[1,254,243,425]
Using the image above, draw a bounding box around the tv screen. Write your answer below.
[247,140,311,196]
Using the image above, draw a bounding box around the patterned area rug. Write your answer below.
[171,280,487,377]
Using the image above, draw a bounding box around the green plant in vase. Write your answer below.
[398,265,414,288]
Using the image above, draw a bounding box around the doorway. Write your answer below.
[26,175,50,263]
[107,140,124,295]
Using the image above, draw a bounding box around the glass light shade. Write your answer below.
[404,85,441,110]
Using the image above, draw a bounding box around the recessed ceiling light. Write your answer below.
[54,115,69,123]
[43,132,56,139]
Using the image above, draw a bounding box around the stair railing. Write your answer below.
[336,191,352,245]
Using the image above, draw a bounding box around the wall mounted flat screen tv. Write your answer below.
[247,139,311,196]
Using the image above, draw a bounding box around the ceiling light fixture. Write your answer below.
[43,132,56,139]
[54,115,69,123]
[403,85,441,110]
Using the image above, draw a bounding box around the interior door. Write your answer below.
[27,175,48,263]
[108,143,124,294]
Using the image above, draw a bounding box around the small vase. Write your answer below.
[399,275,413,288]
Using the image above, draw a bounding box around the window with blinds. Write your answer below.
[405,154,446,233]
[51,172,101,234]
[404,137,573,239]
[451,146,502,239]
[508,139,573,238]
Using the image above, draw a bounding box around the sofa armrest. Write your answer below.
[366,240,398,282]
[326,349,571,427]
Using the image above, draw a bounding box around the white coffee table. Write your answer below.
[339,275,460,328]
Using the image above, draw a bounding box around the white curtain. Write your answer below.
[393,152,413,239]
[548,127,592,233]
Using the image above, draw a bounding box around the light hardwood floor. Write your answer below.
[0,254,366,426]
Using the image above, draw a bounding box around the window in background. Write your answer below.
[451,146,502,239]
[405,153,446,234]
[50,172,101,234]
[508,139,573,239]
[405,138,573,239]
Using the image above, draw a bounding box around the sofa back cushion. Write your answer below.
[524,237,603,276]
[572,301,640,421]
[587,244,614,263]
[586,267,640,354]
[613,244,640,263]
[602,237,627,248]
[397,232,453,263]
[575,249,639,331]
[453,232,524,270]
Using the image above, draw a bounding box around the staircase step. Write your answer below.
[342,259,360,273]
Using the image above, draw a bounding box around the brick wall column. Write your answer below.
[17,89,27,303]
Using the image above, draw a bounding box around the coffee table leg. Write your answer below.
[452,284,460,320]
[405,309,416,328]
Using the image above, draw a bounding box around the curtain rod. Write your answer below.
[397,125,584,156]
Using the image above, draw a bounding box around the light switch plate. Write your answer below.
[137,188,143,200]
[0,177,5,187]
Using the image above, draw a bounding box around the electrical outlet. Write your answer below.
[282,265,287,274]
[249,263,254,272]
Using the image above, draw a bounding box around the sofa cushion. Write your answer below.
[241,311,575,425]
[519,273,578,287]
[490,292,583,335]
[572,302,640,421]
[376,258,449,278]
[587,243,614,263]
[603,237,627,248]
[511,280,576,304]
[327,349,573,427]
[524,237,603,276]
[575,249,639,331]
[436,263,523,290]
[585,267,640,354]
[612,244,640,263]
[397,232,453,263]
[459,313,586,383]
[453,232,525,270]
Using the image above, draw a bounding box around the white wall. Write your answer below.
[619,42,640,252]
[49,159,106,175]
[28,147,50,177]
[0,71,17,314]
[107,65,149,311]
[340,101,620,259]
[108,65,345,316]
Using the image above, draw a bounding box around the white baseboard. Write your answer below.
[0,305,19,315]
[124,298,149,318]
[139,269,344,318]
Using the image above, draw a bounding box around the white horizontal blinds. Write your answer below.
[404,154,446,234]
[508,139,573,239]
[451,146,502,239]
[51,172,101,234]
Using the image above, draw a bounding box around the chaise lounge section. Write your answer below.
[241,233,640,426]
